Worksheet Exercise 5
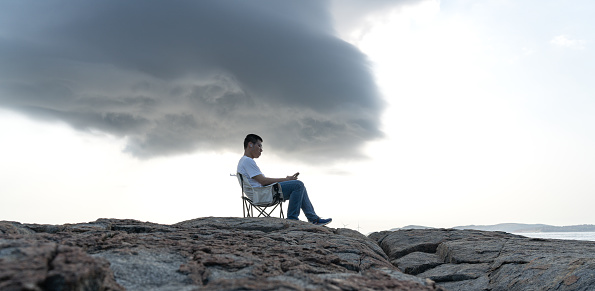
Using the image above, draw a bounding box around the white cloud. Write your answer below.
[550,35,587,50]
[522,47,535,56]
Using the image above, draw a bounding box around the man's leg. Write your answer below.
[278,180,318,221]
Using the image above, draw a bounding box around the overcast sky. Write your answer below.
[2,0,594,232]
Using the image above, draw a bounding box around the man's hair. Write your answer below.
[244,134,263,149]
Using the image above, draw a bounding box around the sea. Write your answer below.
[512,232,595,242]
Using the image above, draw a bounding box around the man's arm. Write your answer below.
[253,173,299,186]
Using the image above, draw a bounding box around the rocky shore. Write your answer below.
[1,217,594,290]
[1,217,439,290]
[369,228,595,290]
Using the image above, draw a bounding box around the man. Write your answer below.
[237,134,332,226]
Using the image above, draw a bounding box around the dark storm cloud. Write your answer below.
[0,0,396,162]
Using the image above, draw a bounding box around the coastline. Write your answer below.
[514,231,595,242]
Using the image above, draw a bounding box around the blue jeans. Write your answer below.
[278,180,319,221]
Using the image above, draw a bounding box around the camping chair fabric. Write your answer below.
[237,173,285,218]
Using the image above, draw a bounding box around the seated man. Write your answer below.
[237,134,332,226]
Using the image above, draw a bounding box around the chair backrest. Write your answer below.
[236,173,252,200]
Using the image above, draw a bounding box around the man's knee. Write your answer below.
[280,180,305,192]
[284,180,304,188]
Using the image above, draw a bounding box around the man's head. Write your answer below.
[243,134,263,159]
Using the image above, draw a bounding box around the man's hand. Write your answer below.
[286,172,299,181]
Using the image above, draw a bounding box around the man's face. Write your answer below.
[250,141,263,158]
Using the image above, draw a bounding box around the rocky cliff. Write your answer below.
[3,218,595,291]
[369,228,595,290]
[1,217,440,291]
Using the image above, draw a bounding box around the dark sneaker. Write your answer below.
[311,218,332,226]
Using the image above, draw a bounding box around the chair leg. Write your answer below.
[243,199,254,218]
[254,205,269,217]
[262,205,275,217]
[243,199,285,218]
[266,204,279,217]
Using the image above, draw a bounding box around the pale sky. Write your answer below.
[1,0,594,233]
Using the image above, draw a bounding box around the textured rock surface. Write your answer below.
[1,217,441,290]
[369,228,595,291]
[0,239,123,291]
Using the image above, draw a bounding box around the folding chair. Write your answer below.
[236,173,285,218]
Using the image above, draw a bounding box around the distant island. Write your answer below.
[397,223,595,233]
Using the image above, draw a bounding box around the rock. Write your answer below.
[395,252,443,275]
[418,263,490,283]
[0,239,123,291]
[1,218,441,291]
[369,228,595,291]
[0,221,36,235]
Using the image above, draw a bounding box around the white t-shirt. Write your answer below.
[237,156,263,188]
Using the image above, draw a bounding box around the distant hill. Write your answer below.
[453,223,595,233]
[401,225,436,230]
[391,223,595,233]
[387,225,436,231]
